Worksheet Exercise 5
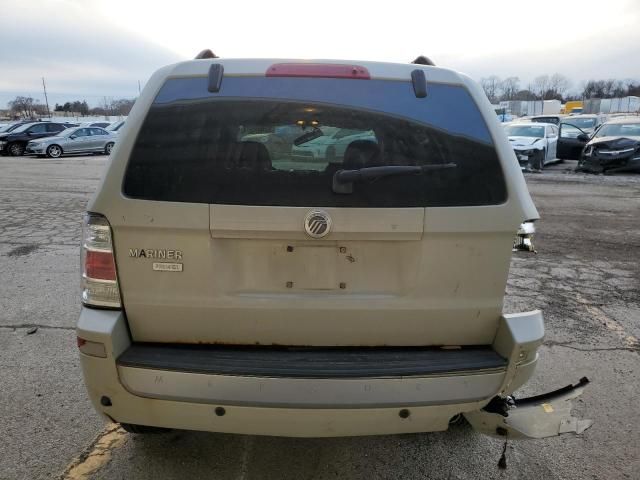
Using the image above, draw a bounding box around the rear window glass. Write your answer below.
[123,77,506,207]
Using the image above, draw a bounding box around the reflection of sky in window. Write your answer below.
[155,77,494,145]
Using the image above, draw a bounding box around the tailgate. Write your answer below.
[109,69,530,346]
[113,202,515,346]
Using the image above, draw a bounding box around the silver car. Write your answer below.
[75,57,591,440]
[25,126,117,158]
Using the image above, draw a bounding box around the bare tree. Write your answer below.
[582,80,602,98]
[603,79,616,98]
[500,77,520,101]
[480,75,502,103]
[623,78,639,96]
[612,80,626,98]
[109,98,136,116]
[525,82,538,100]
[582,78,640,98]
[101,96,114,115]
[8,96,46,118]
[514,88,535,101]
[533,75,550,99]
[548,73,571,99]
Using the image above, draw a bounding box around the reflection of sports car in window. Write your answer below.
[291,128,376,162]
[240,132,289,158]
[241,124,307,158]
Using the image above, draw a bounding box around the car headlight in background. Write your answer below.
[583,146,593,157]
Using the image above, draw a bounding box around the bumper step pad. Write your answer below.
[117,343,507,378]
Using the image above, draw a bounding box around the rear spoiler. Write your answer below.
[193,51,434,98]
[193,50,435,66]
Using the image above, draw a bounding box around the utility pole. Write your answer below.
[42,77,51,118]
[138,80,141,94]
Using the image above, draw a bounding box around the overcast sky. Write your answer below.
[1,0,639,108]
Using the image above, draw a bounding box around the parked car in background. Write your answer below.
[505,122,558,170]
[25,126,117,158]
[0,122,21,133]
[576,118,640,174]
[81,121,112,128]
[0,121,43,134]
[0,122,66,156]
[557,114,606,160]
[106,120,126,134]
[530,115,565,125]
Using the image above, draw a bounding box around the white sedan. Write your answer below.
[504,123,559,170]
[291,127,375,163]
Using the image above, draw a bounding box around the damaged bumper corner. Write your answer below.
[576,149,640,175]
[464,377,593,439]
[513,221,536,253]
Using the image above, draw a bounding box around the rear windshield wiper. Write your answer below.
[332,163,456,194]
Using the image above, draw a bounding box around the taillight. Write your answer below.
[81,213,121,308]
[77,336,107,358]
[266,63,370,79]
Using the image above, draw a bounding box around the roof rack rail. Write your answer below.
[412,56,435,66]
[195,49,218,59]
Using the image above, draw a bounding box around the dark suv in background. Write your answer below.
[0,122,67,156]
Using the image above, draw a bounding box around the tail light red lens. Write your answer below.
[85,250,117,281]
[266,63,370,80]
[81,213,121,309]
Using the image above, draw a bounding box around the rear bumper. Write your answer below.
[77,308,543,437]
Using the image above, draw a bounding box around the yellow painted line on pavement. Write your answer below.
[576,293,639,349]
[60,424,128,480]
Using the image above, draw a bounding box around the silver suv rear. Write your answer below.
[77,56,590,438]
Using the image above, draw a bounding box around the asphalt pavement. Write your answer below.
[0,155,638,479]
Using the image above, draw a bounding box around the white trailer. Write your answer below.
[542,100,561,114]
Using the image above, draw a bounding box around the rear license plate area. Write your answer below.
[287,245,338,290]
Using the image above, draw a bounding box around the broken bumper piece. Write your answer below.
[513,221,536,253]
[464,377,593,439]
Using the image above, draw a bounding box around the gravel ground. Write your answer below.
[0,156,638,480]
